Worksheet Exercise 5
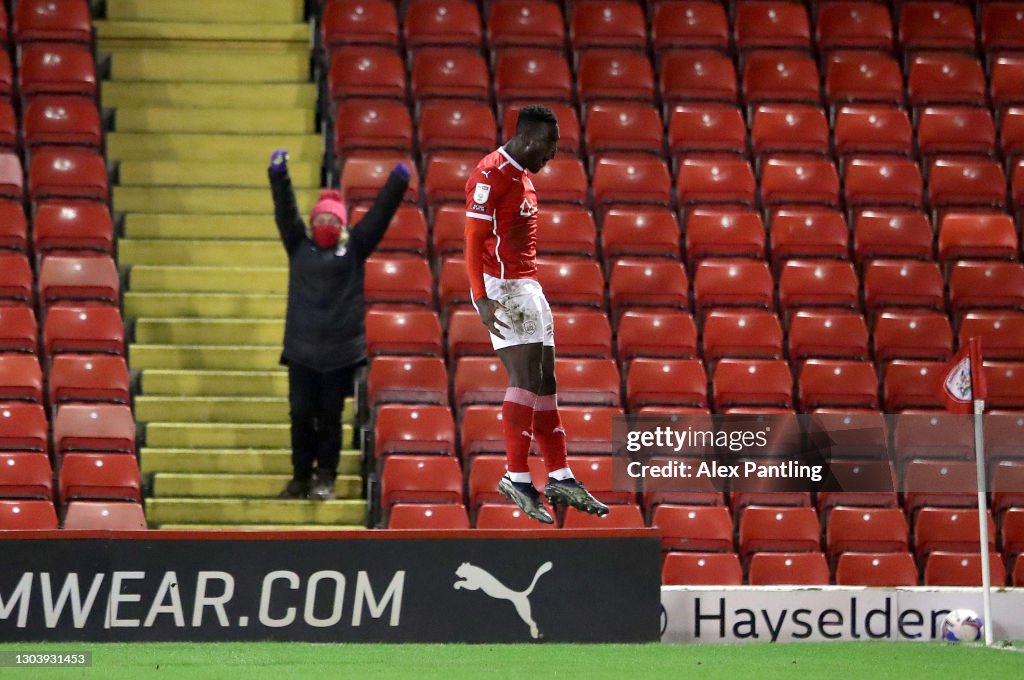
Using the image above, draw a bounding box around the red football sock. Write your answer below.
[533,394,568,475]
[502,387,537,474]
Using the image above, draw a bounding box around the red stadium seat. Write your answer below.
[826,506,909,560]
[817,459,898,513]
[991,56,1024,111]
[863,260,945,316]
[388,503,470,529]
[825,53,904,108]
[562,503,644,529]
[14,0,92,43]
[424,152,476,206]
[592,157,672,209]
[815,2,893,54]
[734,1,811,53]
[659,51,738,106]
[903,459,977,516]
[768,207,850,266]
[928,159,1007,212]
[58,452,141,505]
[430,205,465,257]
[907,54,986,108]
[985,361,1024,410]
[536,257,605,309]
[365,309,442,357]
[0,50,10,99]
[366,356,449,409]
[608,258,689,317]
[739,506,819,558]
[651,2,730,54]
[445,308,492,360]
[48,355,129,405]
[742,51,821,107]
[494,49,573,104]
[569,2,647,51]
[577,50,655,104]
[626,358,708,410]
[833,105,914,158]
[0,355,42,403]
[62,501,146,530]
[898,2,976,53]
[0,306,37,354]
[883,360,947,411]
[350,205,427,255]
[43,305,125,358]
[1003,508,1024,558]
[693,259,773,314]
[958,312,1024,360]
[807,411,890,460]
[777,260,859,313]
[677,156,757,206]
[18,43,96,98]
[52,404,135,458]
[502,103,581,154]
[38,255,119,308]
[0,253,33,305]
[615,310,698,363]
[917,107,996,159]
[914,508,995,560]
[586,103,664,158]
[487,1,564,52]
[0,403,48,453]
[702,309,783,361]
[713,359,793,410]
[436,256,471,311]
[798,359,879,410]
[982,3,1024,54]
[760,157,840,207]
[379,455,463,508]
[642,454,725,510]
[662,552,743,585]
[787,310,869,361]
[0,452,52,500]
[556,406,623,456]
[0,499,57,530]
[531,157,588,206]
[924,552,1007,587]
[363,255,433,307]
[328,48,406,102]
[32,201,114,254]
[653,504,733,552]
[601,208,681,260]
[475,502,558,530]
[554,358,621,407]
[844,156,923,209]
[453,356,507,408]
[563,455,634,505]
[403,0,482,50]
[459,407,505,459]
[948,261,1024,316]
[873,311,953,363]
[750,105,830,157]
[333,100,413,156]
[0,153,22,201]
[892,411,974,462]
[938,213,1018,263]
[749,552,830,586]
[28,149,108,202]
[685,207,765,265]
[411,48,489,101]
[553,310,612,358]
[852,209,934,263]
[22,96,102,150]
[0,199,27,251]
[321,0,399,49]
[835,552,918,586]
[1002,108,1024,166]
[417,100,495,157]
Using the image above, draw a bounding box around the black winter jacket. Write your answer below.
[269,169,409,372]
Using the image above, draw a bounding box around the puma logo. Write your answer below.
[453,561,553,639]
[481,169,491,177]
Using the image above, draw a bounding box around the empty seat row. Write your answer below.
[0,499,146,530]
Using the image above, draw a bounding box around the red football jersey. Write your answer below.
[464,147,540,281]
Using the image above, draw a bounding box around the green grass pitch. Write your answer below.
[0,642,1021,680]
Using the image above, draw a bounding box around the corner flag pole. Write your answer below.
[973,397,994,647]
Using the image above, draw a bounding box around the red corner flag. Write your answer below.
[941,337,987,414]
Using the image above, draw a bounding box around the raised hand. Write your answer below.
[269,149,289,175]
[392,162,412,182]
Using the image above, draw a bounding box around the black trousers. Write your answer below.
[288,362,357,481]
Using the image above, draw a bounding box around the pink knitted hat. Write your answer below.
[310,189,348,225]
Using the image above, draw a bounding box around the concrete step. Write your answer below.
[109,49,309,83]
[102,82,317,110]
[114,187,320,214]
[144,498,365,526]
[107,132,322,162]
[123,214,281,240]
[129,344,282,370]
[119,160,319,187]
[139,370,289,397]
[152,473,362,499]
[106,0,305,24]
[140,448,360,475]
[129,265,287,293]
[135,396,290,423]
[135,319,284,345]
[124,292,286,319]
[96,20,309,46]
[121,241,287,266]
[116,109,315,135]
[145,422,353,449]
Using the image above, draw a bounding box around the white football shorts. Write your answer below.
[473,274,555,351]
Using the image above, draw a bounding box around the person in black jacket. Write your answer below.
[268,149,411,500]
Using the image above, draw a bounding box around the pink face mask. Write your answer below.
[312,223,342,249]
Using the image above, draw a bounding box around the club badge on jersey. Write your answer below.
[474,183,491,204]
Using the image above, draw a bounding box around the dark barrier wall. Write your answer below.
[0,529,661,643]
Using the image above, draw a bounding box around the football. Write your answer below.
[941,609,984,642]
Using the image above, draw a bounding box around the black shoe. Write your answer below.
[278,478,309,499]
[497,475,554,524]
[544,477,609,516]
[309,470,336,501]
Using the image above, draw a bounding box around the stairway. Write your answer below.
[98,0,365,529]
